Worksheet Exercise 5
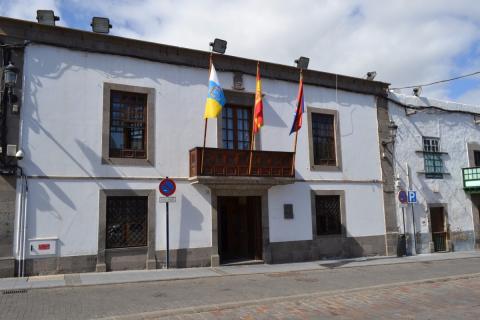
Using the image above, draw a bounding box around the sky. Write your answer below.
[1,0,480,105]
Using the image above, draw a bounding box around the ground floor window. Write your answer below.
[315,195,341,236]
[106,196,148,249]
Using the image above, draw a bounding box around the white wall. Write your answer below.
[16,44,386,257]
[268,182,386,242]
[389,93,480,252]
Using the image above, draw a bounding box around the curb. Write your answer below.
[96,272,480,319]
[2,253,480,291]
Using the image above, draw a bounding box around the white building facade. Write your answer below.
[388,93,480,255]
[0,17,397,276]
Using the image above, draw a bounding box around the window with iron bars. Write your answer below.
[106,196,148,249]
[312,113,336,166]
[109,90,147,159]
[315,195,342,236]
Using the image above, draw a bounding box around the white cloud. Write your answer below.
[1,0,480,103]
[0,0,65,25]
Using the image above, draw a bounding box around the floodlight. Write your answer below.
[209,38,227,54]
[91,17,112,34]
[366,71,377,80]
[294,56,309,69]
[36,10,60,26]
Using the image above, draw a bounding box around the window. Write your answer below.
[221,105,252,150]
[106,196,148,249]
[308,108,341,171]
[109,90,147,158]
[474,151,480,167]
[102,83,155,166]
[315,195,341,236]
[423,137,444,179]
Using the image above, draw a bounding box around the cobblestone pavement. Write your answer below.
[160,276,480,320]
[1,258,480,319]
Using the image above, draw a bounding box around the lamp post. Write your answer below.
[382,119,406,256]
[1,61,19,173]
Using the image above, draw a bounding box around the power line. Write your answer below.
[391,70,480,90]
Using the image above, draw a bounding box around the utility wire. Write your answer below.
[391,70,480,90]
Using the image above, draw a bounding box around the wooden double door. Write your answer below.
[218,196,263,263]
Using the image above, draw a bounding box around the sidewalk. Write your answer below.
[1,251,479,291]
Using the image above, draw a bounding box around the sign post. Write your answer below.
[159,177,176,269]
[397,191,408,256]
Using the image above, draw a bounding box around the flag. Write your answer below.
[253,63,264,134]
[204,64,226,118]
[289,75,304,135]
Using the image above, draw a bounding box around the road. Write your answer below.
[1,257,480,319]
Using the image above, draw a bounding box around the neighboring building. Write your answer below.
[1,16,396,277]
[388,92,480,255]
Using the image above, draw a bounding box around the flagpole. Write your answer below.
[248,61,260,175]
[201,53,213,175]
[291,69,303,176]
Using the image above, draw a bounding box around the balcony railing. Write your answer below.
[463,167,480,191]
[189,147,295,178]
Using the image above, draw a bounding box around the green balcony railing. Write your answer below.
[463,167,480,191]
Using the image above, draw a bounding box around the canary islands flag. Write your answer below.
[203,64,226,118]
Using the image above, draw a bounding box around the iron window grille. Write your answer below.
[423,137,444,179]
[312,113,336,166]
[315,195,341,235]
[109,90,147,159]
[106,196,148,249]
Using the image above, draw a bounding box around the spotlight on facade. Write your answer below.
[413,86,422,97]
[294,56,309,69]
[366,71,377,80]
[36,10,60,26]
[209,39,227,54]
[91,17,112,34]
[3,62,18,87]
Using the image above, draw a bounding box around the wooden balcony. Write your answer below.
[189,147,295,183]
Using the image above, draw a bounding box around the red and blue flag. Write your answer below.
[289,76,304,135]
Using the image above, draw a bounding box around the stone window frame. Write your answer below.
[102,83,155,166]
[467,142,480,167]
[96,189,156,272]
[307,107,342,171]
[310,190,346,240]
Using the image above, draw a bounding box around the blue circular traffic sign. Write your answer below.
[159,178,176,197]
[398,190,408,204]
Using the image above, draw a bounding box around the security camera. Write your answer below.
[15,149,24,160]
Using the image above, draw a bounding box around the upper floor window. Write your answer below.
[222,105,252,150]
[308,108,341,171]
[109,90,147,159]
[423,137,443,179]
[102,83,155,166]
[474,150,480,167]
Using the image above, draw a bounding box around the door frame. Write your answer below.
[427,203,449,252]
[210,188,270,266]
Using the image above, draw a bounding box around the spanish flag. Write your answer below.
[204,64,226,118]
[289,74,304,135]
[253,62,264,134]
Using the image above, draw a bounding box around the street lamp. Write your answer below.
[36,10,60,26]
[3,62,18,87]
